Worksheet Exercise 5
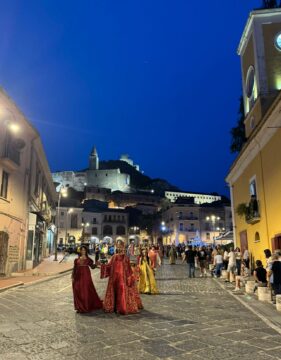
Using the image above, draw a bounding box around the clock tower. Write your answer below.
[238,7,281,137]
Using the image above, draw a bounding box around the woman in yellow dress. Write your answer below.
[138,248,158,294]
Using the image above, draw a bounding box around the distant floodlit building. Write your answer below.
[165,191,221,204]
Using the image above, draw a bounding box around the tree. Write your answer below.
[261,0,281,8]
[230,96,247,153]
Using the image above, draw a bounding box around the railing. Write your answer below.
[178,216,198,220]
[3,143,20,166]
[245,199,261,225]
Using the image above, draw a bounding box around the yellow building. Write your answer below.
[226,7,281,266]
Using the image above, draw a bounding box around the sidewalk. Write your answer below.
[0,253,74,292]
[215,274,281,334]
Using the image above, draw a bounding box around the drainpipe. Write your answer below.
[229,184,236,248]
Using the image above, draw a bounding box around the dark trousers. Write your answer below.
[236,260,241,276]
[187,263,195,278]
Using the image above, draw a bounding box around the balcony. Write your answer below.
[178,216,198,221]
[1,145,20,171]
[245,199,261,225]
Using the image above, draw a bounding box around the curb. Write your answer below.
[0,282,24,293]
[0,269,72,293]
[213,278,281,335]
[23,269,72,288]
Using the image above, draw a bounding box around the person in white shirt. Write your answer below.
[243,248,250,269]
[214,253,223,277]
[226,247,236,282]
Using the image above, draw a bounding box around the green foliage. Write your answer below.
[261,0,280,9]
[236,203,248,217]
[230,96,247,153]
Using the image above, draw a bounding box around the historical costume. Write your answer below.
[169,245,177,265]
[72,247,102,313]
[148,246,160,272]
[101,240,143,315]
[138,248,158,294]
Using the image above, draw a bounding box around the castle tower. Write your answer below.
[238,7,281,138]
[89,146,99,170]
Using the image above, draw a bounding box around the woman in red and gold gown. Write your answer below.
[72,246,103,313]
[101,240,143,315]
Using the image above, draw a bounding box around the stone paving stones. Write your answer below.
[0,261,280,359]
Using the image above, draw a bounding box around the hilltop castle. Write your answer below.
[52,147,137,193]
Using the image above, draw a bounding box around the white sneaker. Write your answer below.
[200,274,203,278]
[233,287,240,292]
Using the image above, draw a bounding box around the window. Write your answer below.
[93,218,96,224]
[70,214,78,229]
[116,226,126,235]
[61,211,65,216]
[92,227,98,235]
[0,171,9,199]
[103,225,113,236]
[179,223,183,231]
[250,178,257,197]
[254,232,260,243]
[34,164,41,196]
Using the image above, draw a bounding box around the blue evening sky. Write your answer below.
[0,0,261,195]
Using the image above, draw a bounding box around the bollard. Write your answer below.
[245,280,256,294]
[257,287,271,302]
[276,295,281,312]
[221,270,228,280]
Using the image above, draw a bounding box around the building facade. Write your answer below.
[226,7,281,264]
[165,191,221,204]
[161,201,232,245]
[56,205,129,246]
[0,89,56,275]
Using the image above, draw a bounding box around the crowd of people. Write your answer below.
[71,240,281,315]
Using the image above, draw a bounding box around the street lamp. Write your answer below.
[54,186,68,261]
[65,208,73,246]
[206,215,221,245]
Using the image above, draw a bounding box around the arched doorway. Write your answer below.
[0,231,9,275]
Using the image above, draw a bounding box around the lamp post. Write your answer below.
[54,186,68,261]
[206,215,221,245]
[65,208,73,246]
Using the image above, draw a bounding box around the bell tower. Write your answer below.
[238,7,281,137]
[89,146,99,170]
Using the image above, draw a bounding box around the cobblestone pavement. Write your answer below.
[0,260,281,360]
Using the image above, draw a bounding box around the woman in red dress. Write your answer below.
[101,240,143,315]
[72,246,102,313]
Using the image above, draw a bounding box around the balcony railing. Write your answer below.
[178,216,198,220]
[3,143,20,166]
[245,199,261,225]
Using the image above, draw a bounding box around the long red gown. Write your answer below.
[72,257,103,313]
[101,253,143,315]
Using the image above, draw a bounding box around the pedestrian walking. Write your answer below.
[226,247,236,282]
[148,246,161,273]
[182,245,196,278]
[197,246,207,277]
[169,244,177,265]
[214,252,223,277]
[235,247,242,276]
[72,245,103,313]
[243,248,250,269]
[223,248,229,270]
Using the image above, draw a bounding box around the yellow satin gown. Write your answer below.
[138,259,158,294]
